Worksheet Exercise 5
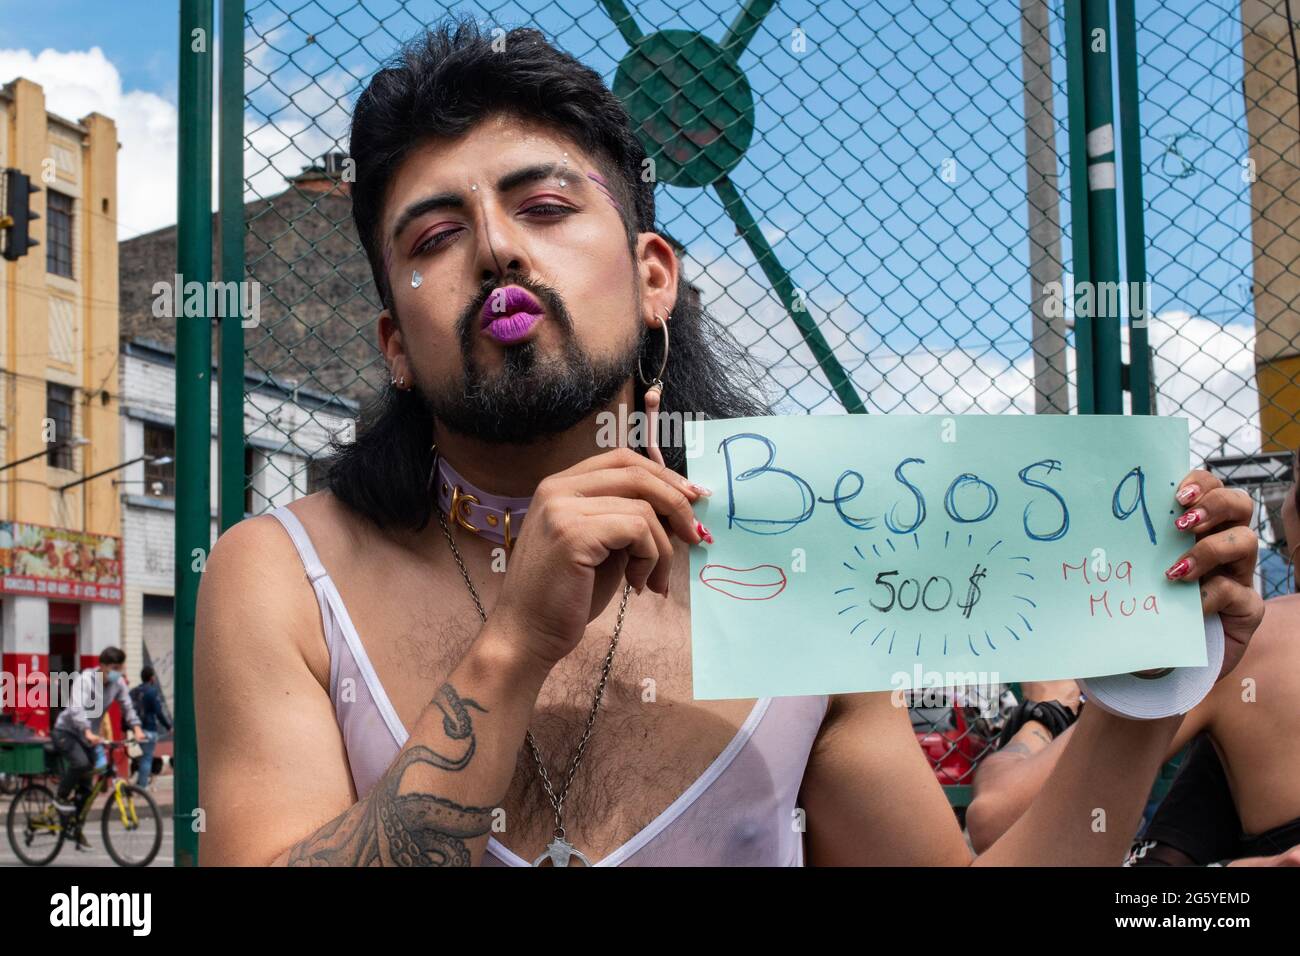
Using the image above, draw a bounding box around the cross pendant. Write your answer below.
[532,836,592,867]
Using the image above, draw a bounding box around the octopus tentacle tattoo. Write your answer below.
[287,683,493,866]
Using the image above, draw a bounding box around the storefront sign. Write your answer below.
[0,522,122,604]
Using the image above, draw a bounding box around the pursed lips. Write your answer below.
[480,285,545,344]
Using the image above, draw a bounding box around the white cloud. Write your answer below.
[0,45,358,239]
[1147,310,1259,460]
[0,46,177,239]
[680,245,1259,461]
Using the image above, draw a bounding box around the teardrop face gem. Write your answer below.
[411,270,423,288]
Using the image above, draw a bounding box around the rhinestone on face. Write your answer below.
[411,270,423,288]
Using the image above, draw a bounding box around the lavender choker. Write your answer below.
[433,452,533,551]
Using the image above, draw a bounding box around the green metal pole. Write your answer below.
[219,0,245,528]
[596,0,643,47]
[1081,0,1124,414]
[1114,0,1152,414]
[1063,0,1095,414]
[713,176,867,414]
[721,0,778,58]
[175,0,213,867]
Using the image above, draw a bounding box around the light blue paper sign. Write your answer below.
[685,414,1204,700]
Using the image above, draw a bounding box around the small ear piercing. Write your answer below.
[390,372,407,389]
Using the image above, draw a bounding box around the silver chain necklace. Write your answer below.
[435,503,632,867]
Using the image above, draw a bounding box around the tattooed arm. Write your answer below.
[195,513,549,867]
[966,701,1212,854]
[277,643,544,867]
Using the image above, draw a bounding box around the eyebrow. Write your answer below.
[389,162,588,243]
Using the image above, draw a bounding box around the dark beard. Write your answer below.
[414,273,641,444]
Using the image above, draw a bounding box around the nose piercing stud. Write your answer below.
[470,183,478,191]
[411,270,423,288]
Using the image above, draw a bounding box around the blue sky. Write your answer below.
[0,0,1264,457]
[0,0,176,95]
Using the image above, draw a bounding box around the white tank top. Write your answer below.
[270,505,830,866]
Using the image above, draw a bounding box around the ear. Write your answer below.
[377,309,409,384]
[635,232,679,329]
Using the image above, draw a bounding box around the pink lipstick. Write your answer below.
[481,286,545,344]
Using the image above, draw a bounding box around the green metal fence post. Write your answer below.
[713,176,867,414]
[1063,0,1095,414]
[1080,0,1124,414]
[1114,0,1152,414]
[175,0,214,867]
[219,0,246,526]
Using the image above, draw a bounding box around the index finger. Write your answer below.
[553,464,707,546]
[1175,468,1222,508]
[559,447,711,501]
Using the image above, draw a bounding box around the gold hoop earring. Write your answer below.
[638,310,671,468]
[637,310,670,388]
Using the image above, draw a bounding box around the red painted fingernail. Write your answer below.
[1165,558,1192,580]
[695,520,713,544]
[1175,484,1199,505]
[1174,510,1202,531]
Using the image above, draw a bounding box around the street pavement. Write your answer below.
[1,775,174,867]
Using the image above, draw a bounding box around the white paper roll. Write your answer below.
[1076,613,1225,720]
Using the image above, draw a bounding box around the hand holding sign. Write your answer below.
[684,415,1263,701]
[1163,469,1262,679]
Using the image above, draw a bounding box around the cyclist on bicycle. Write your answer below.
[51,647,146,827]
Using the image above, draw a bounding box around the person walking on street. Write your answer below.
[130,665,172,789]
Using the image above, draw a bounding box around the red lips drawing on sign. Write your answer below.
[698,563,787,601]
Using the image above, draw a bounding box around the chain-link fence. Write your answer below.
[223,0,1300,806]
[1136,0,1300,601]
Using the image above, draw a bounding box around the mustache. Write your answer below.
[456,272,571,348]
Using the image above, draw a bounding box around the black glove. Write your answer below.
[997,698,1082,750]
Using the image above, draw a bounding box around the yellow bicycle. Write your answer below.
[6,738,162,866]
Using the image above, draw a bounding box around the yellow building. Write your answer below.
[0,77,123,735]
[1243,1,1300,452]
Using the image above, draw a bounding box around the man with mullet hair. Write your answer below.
[195,18,1265,867]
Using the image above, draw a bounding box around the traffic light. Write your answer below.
[2,167,41,261]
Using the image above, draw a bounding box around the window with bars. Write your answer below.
[45,383,74,469]
[144,423,175,497]
[45,190,73,278]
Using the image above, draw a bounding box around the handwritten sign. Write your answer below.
[685,414,1204,700]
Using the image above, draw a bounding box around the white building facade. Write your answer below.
[118,339,356,704]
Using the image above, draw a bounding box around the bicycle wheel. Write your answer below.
[101,782,163,866]
[6,783,67,866]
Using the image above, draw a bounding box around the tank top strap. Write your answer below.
[268,506,331,585]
